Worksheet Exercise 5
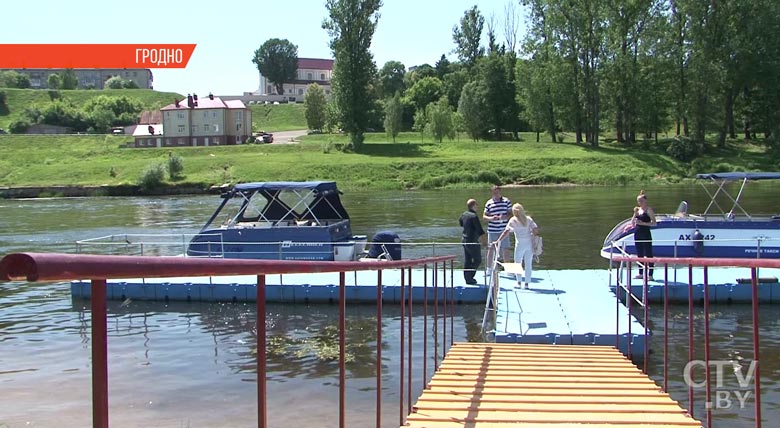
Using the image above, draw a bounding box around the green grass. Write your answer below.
[0,88,184,129]
[250,103,306,132]
[1,131,774,191]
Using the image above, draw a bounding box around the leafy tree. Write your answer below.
[0,90,7,115]
[325,100,340,133]
[434,54,451,78]
[413,108,427,142]
[252,38,299,96]
[83,95,144,126]
[404,76,443,111]
[383,92,403,142]
[105,76,139,89]
[323,0,383,151]
[8,119,30,134]
[442,66,468,109]
[426,96,457,143]
[452,6,485,68]
[304,83,328,132]
[61,69,78,90]
[0,71,31,88]
[378,60,406,99]
[139,163,166,191]
[458,80,489,141]
[47,74,61,90]
[404,64,436,88]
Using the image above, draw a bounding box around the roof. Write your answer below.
[160,95,245,111]
[696,172,780,181]
[133,123,163,137]
[298,58,334,70]
[139,110,162,124]
[233,181,339,192]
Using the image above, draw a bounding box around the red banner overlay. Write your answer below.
[0,44,196,69]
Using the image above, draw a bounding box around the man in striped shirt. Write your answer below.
[483,185,512,270]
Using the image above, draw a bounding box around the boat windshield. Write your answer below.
[674,201,688,217]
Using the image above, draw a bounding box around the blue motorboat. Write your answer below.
[601,172,780,260]
[187,181,367,260]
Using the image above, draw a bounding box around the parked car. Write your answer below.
[0,128,7,134]
[261,133,274,143]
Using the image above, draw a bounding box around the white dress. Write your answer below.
[505,216,538,284]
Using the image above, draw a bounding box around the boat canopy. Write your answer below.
[696,172,780,181]
[232,181,341,192]
[219,181,350,225]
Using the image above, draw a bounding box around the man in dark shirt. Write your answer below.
[459,199,486,285]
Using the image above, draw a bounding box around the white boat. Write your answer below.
[601,172,780,260]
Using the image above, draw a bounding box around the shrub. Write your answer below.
[139,163,166,191]
[8,119,31,134]
[167,153,184,179]
[666,136,701,162]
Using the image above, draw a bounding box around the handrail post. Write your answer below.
[375,269,383,428]
[688,264,695,417]
[407,266,413,413]
[663,264,669,393]
[751,267,762,428]
[339,271,346,428]
[704,267,712,427]
[256,274,267,428]
[399,267,405,426]
[91,279,109,428]
[423,263,428,388]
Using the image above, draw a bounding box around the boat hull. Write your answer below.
[601,218,780,260]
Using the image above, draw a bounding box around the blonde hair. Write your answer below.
[512,203,528,227]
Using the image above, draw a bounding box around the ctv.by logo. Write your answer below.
[683,360,756,410]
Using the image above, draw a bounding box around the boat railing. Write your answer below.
[75,233,488,261]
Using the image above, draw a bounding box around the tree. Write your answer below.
[413,108,427,142]
[304,83,328,132]
[404,76,443,111]
[104,76,139,89]
[61,69,78,90]
[0,71,31,88]
[458,80,489,141]
[378,60,406,99]
[323,0,383,151]
[47,74,61,90]
[452,6,485,68]
[426,97,457,143]
[383,92,403,142]
[252,38,299,96]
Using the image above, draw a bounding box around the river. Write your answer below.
[1,183,779,427]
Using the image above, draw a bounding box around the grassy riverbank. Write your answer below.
[0,131,773,194]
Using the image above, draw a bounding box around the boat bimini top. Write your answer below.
[201,181,350,231]
[695,172,780,219]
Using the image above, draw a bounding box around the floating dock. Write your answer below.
[491,269,647,358]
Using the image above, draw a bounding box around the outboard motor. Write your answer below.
[367,230,402,260]
[692,229,704,256]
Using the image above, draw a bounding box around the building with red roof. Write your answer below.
[133,93,251,148]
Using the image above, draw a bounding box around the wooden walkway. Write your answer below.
[406,343,702,428]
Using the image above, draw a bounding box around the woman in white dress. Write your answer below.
[494,203,539,289]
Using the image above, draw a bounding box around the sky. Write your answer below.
[2,0,528,96]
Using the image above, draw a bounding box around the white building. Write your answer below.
[256,58,333,102]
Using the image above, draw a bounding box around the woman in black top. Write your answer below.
[633,190,656,279]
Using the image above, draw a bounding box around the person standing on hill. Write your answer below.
[484,185,512,271]
[459,198,486,285]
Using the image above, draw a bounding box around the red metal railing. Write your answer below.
[0,252,458,428]
[613,255,771,428]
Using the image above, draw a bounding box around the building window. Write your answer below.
[288,89,292,94]
[236,111,243,120]
[177,112,185,119]
[298,89,304,95]
[203,111,208,118]
[212,112,217,118]
[191,125,197,134]
[320,73,325,80]
[204,124,210,132]
[178,124,185,133]
[307,72,312,80]
[236,123,242,132]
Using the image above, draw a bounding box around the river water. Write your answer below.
[1,183,779,427]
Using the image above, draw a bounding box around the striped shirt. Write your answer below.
[484,196,511,233]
